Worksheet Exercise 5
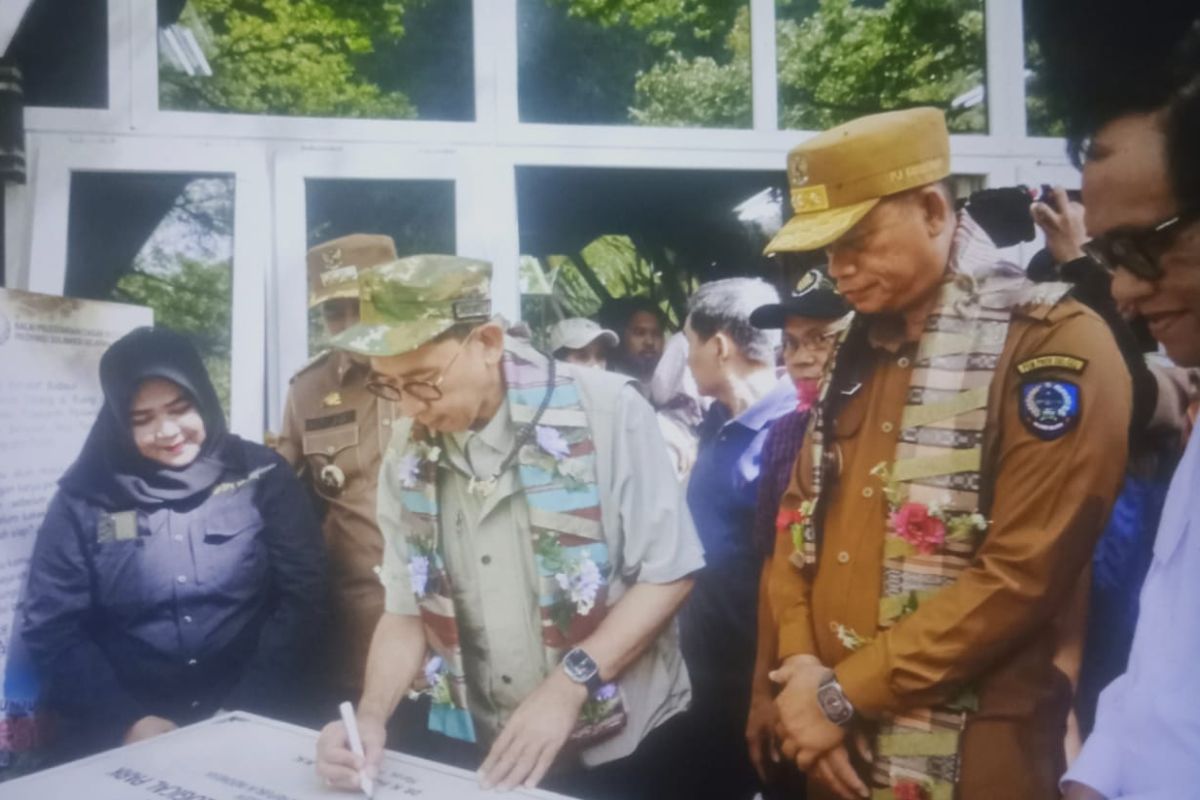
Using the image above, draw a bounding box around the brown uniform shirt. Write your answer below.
[766,298,1131,799]
[275,349,399,693]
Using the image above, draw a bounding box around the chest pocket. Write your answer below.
[196,493,267,589]
[302,424,360,494]
[91,513,155,609]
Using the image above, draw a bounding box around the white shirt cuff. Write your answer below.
[1062,731,1123,798]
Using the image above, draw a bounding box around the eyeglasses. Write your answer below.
[1082,211,1198,281]
[366,336,469,405]
[783,329,840,355]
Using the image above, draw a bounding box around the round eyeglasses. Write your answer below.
[365,336,468,405]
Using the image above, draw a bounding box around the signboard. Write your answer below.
[0,289,152,773]
[0,712,574,800]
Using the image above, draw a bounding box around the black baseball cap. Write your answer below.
[750,269,850,329]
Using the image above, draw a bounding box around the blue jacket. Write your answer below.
[21,439,327,758]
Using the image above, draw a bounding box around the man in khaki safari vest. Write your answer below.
[761,108,1131,799]
[274,233,399,700]
[314,255,704,799]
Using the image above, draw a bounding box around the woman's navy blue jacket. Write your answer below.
[21,438,326,758]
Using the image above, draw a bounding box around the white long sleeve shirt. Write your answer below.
[1064,424,1200,798]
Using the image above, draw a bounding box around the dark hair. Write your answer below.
[619,297,668,332]
[686,278,780,366]
[1168,24,1200,212]
[597,296,669,340]
[1026,0,1200,166]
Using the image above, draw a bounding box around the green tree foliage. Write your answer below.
[548,0,746,49]
[161,0,424,118]
[521,234,694,343]
[630,6,752,127]
[113,258,233,411]
[1024,38,1066,137]
[574,0,986,132]
[777,0,985,133]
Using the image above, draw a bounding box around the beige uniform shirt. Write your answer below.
[275,349,399,693]
[377,358,705,766]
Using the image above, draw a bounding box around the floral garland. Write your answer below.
[869,461,989,556]
[776,499,816,561]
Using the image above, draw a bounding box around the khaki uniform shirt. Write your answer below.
[767,298,1131,799]
[377,358,705,767]
[275,350,399,693]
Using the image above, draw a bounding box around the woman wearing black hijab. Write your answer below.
[21,327,327,761]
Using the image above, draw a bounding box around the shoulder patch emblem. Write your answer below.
[1020,380,1081,440]
[1016,354,1088,376]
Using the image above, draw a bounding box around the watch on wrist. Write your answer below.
[816,670,855,727]
[561,647,603,695]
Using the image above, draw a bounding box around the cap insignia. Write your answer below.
[453,298,491,321]
[791,185,830,213]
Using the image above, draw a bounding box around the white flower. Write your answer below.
[555,551,603,616]
[409,555,430,597]
[535,425,571,461]
[398,452,422,488]
[423,655,444,688]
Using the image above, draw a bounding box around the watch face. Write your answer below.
[563,648,597,682]
[817,681,853,726]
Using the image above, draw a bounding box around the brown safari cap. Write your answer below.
[307,233,398,308]
[765,107,951,254]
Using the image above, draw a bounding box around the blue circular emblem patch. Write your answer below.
[1019,380,1080,441]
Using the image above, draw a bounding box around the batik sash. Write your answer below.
[397,342,626,745]
[787,215,1070,798]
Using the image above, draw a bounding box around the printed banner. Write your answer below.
[0,289,152,776]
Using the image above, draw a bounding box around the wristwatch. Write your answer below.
[816,670,855,727]
[561,647,603,695]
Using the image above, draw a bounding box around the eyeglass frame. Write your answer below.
[1082,209,1199,281]
[782,327,841,355]
[365,332,471,405]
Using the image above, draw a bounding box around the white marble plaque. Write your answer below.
[0,712,577,799]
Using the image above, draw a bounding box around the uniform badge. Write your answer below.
[1016,354,1088,376]
[794,270,817,295]
[1020,380,1081,441]
[96,511,138,543]
[322,392,342,408]
[319,464,346,495]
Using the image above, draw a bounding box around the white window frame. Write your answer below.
[23,133,271,439]
[268,145,504,430]
[9,0,1083,432]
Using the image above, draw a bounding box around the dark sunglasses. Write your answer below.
[1082,211,1198,281]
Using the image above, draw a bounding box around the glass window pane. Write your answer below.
[10,0,108,109]
[1023,0,1064,137]
[304,178,455,354]
[775,0,987,134]
[517,166,788,345]
[519,0,753,128]
[159,0,474,121]
[65,172,235,413]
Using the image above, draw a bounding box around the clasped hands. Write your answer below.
[770,655,870,800]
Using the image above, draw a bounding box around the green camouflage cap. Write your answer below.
[329,254,493,356]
